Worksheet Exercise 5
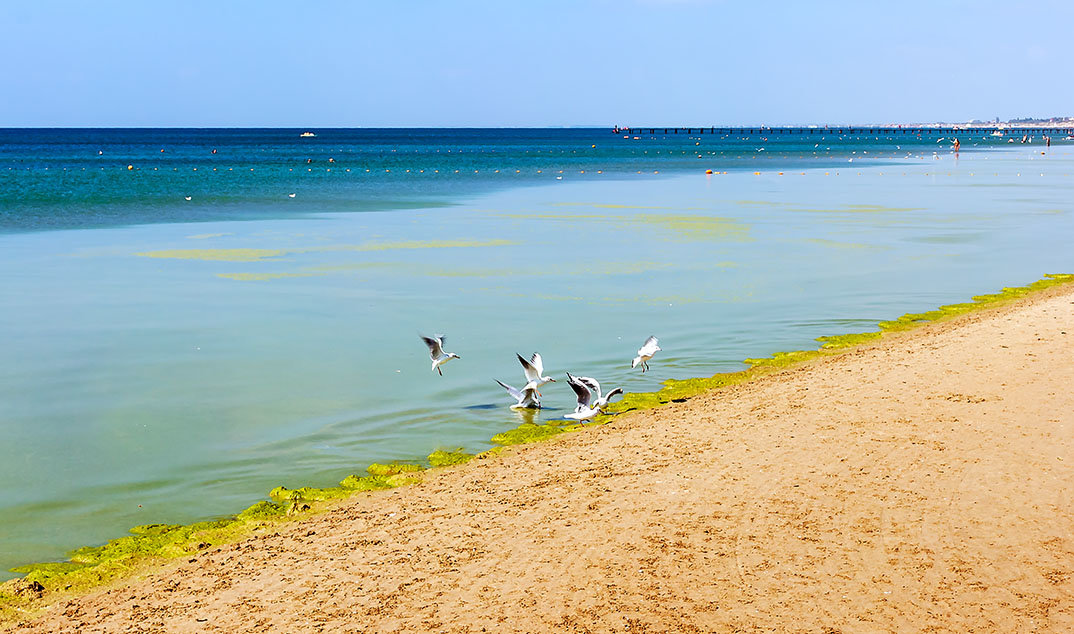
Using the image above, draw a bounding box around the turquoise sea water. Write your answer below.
[1,129,1072,578]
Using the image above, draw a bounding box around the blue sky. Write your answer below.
[2,0,1071,127]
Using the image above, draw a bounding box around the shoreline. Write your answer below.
[3,273,1073,630]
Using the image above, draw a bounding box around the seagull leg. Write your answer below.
[437,366,443,376]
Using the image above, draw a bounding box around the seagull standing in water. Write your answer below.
[494,380,541,409]
[518,353,556,394]
[420,334,460,376]
[568,373,624,412]
[564,373,604,422]
[631,336,661,372]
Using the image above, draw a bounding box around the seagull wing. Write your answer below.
[495,380,524,402]
[566,372,592,408]
[574,376,601,399]
[421,335,444,359]
[639,336,660,355]
[517,353,539,383]
[598,387,624,407]
[529,352,544,377]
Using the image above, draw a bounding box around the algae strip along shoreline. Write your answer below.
[2,273,1072,621]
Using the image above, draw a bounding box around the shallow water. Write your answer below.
[1,130,1073,577]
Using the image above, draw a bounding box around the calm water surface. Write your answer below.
[1,129,1072,577]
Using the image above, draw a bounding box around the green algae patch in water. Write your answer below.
[494,211,751,243]
[136,248,290,262]
[330,239,517,253]
[185,232,232,240]
[216,272,319,282]
[137,240,517,265]
[788,203,923,214]
[805,238,884,251]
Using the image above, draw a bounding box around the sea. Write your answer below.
[1,128,1072,578]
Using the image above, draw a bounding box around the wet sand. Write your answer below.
[10,283,1074,633]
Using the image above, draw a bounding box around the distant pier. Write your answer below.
[611,126,1074,136]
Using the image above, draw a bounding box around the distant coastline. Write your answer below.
[611,117,1074,134]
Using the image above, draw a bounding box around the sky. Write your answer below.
[2,0,1072,127]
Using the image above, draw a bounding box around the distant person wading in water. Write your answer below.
[953,138,960,153]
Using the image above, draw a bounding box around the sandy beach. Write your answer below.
[7,282,1074,632]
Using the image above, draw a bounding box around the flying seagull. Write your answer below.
[631,336,661,372]
[495,380,541,409]
[564,372,604,422]
[420,334,460,376]
[518,352,556,394]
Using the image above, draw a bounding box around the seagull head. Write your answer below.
[448,353,461,359]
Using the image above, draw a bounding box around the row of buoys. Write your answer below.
[9,165,1067,177]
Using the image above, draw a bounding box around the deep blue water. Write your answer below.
[0,127,1008,232]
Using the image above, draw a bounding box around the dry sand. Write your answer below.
[10,284,1074,633]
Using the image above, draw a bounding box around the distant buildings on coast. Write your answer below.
[909,116,1074,130]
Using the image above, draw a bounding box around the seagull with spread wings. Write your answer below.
[517,352,556,394]
[569,374,624,412]
[494,380,542,409]
[631,336,661,373]
[564,372,606,422]
[420,334,460,376]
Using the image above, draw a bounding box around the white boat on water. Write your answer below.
[990,131,1004,137]
[300,131,316,138]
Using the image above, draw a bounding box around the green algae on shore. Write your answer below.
[0,462,427,618]
[0,448,486,619]
[4,273,1073,624]
[604,273,1074,417]
[427,449,475,468]
[490,422,572,446]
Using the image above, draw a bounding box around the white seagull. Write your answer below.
[564,373,604,422]
[495,380,541,409]
[631,336,661,372]
[420,334,460,376]
[567,373,624,412]
[518,352,556,394]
